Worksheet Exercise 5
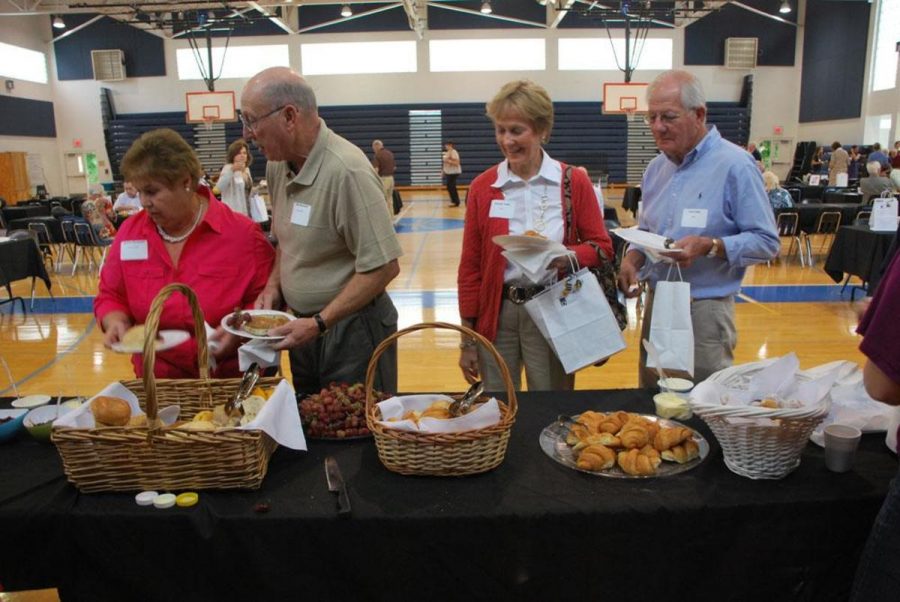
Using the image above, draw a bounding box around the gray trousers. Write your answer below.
[639,290,736,388]
[289,293,398,396]
[477,298,575,393]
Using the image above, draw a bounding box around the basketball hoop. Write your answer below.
[625,108,637,122]
[202,116,215,131]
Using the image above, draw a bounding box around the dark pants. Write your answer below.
[289,294,398,397]
[851,465,900,601]
[446,174,460,206]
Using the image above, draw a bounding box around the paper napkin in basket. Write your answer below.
[376,394,501,433]
[53,382,181,429]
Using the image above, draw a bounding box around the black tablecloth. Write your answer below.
[6,215,64,242]
[0,238,51,295]
[0,390,895,601]
[777,204,864,234]
[2,205,50,223]
[824,224,897,293]
[823,190,863,204]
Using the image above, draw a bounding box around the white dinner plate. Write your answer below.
[111,330,191,354]
[11,394,52,409]
[221,309,295,341]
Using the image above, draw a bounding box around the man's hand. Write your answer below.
[459,347,480,384]
[664,235,715,268]
[618,251,644,298]
[270,317,319,351]
[208,326,241,362]
[254,286,282,310]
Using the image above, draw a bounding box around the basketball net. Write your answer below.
[202,117,215,132]
[625,109,636,122]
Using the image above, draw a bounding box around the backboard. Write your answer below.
[185,91,237,123]
[602,82,649,115]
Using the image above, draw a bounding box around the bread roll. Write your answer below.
[91,396,132,427]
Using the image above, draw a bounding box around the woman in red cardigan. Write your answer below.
[457,80,614,392]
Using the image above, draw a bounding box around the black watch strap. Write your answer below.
[313,313,328,335]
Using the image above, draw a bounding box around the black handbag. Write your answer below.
[562,166,627,331]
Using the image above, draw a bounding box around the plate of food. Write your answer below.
[111,326,191,354]
[222,309,295,341]
[539,410,708,478]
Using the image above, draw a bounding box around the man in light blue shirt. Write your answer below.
[618,70,779,386]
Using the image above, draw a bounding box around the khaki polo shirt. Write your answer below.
[267,118,403,314]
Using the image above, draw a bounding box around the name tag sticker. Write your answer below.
[489,200,514,219]
[120,240,148,261]
[290,203,311,227]
[681,209,708,228]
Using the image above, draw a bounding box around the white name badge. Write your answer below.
[489,200,514,219]
[681,208,708,228]
[290,202,311,227]
[120,240,148,261]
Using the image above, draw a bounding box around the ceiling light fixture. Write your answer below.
[779,0,791,13]
[341,4,352,17]
[481,1,492,14]
[52,15,66,29]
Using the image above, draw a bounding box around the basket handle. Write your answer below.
[141,283,210,421]
[364,321,518,416]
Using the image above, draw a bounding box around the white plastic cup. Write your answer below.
[823,424,862,473]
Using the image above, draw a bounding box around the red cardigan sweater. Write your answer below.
[457,162,614,342]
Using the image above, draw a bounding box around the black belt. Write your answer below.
[504,284,545,305]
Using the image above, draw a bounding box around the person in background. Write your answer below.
[889,148,900,170]
[829,141,850,184]
[575,165,604,211]
[763,171,793,210]
[617,70,779,386]
[217,139,253,217]
[458,79,614,392]
[849,145,863,181]
[81,191,117,243]
[747,141,762,162]
[861,161,894,204]
[95,128,275,378]
[849,234,900,602]
[442,141,462,207]
[810,146,825,177]
[869,143,890,172]
[241,67,402,396]
[113,181,142,217]
[372,139,396,216]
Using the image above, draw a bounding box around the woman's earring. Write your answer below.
[185,187,191,192]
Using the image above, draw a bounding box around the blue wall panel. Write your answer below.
[0,96,56,137]
[54,15,165,81]
[685,1,796,66]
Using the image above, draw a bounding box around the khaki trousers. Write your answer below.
[477,298,574,393]
[638,290,736,388]
[380,176,394,215]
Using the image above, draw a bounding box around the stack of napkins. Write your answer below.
[376,393,501,433]
[493,235,573,283]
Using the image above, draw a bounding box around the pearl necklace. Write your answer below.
[157,202,206,244]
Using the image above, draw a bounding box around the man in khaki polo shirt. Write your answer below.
[240,67,403,395]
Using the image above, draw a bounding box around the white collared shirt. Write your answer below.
[492,151,564,285]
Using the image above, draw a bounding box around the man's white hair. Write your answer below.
[647,70,707,111]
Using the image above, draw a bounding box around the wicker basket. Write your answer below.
[691,363,830,479]
[52,283,281,493]
[365,322,517,476]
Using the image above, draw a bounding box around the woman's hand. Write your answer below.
[233,155,246,171]
[101,311,132,348]
[459,347,480,384]
[208,326,241,362]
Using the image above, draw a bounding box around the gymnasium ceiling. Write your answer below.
[0,0,797,40]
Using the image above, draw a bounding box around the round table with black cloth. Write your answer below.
[0,390,894,601]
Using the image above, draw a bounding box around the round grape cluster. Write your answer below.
[299,382,389,439]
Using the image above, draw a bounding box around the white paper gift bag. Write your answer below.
[648,268,694,376]
[249,192,269,223]
[525,268,626,374]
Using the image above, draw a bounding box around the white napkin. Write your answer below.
[205,322,218,372]
[53,382,181,428]
[376,393,502,433]
[502,246,573,284]
[238,339,280,371]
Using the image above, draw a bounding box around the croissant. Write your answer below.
[617,422,651,449]
[661,439,700,464]
[576,444,616,471]
[653,426,694,452]
[598,411,630,434]
[576,411,606,434]
[617,447,660,476]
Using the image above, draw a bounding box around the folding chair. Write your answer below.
[854,210,871,226]
[771,212,806,266]
[803,211,841,265]
[72,222,111,275]
[27,222,58,270]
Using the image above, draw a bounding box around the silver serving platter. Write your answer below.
[539,414,709,479]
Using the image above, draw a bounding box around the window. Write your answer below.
[558,38,673,71]
[300,41,416,75]
[872,0,899,91]
[176,44,289,80]
[0,42,48,84]
[429,39,545,72]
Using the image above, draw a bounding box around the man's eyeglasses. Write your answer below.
[642,111,684,126]
[240,105,288,132]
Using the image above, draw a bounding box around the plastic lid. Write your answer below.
[176,492,199,507]
[135,491,159,506]
[153,493,177,509]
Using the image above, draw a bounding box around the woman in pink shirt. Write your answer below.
[94,128,275,378]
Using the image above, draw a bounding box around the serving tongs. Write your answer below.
[226,362,260,415]
[448,380,484,417]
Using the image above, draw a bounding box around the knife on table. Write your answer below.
[324,456,352,516]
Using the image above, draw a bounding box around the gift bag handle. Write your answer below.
[141,283,211,422]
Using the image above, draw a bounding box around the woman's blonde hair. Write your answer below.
[226,138,253,166]
[486,80,554,142]
[762,170,780,192]
[121,128,202,189]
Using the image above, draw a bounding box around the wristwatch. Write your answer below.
[706,237,720,258]
[313,313,328,335]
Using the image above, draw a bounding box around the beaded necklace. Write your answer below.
[157,201,206,244]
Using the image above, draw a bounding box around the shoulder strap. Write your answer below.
[562,165,576,244]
